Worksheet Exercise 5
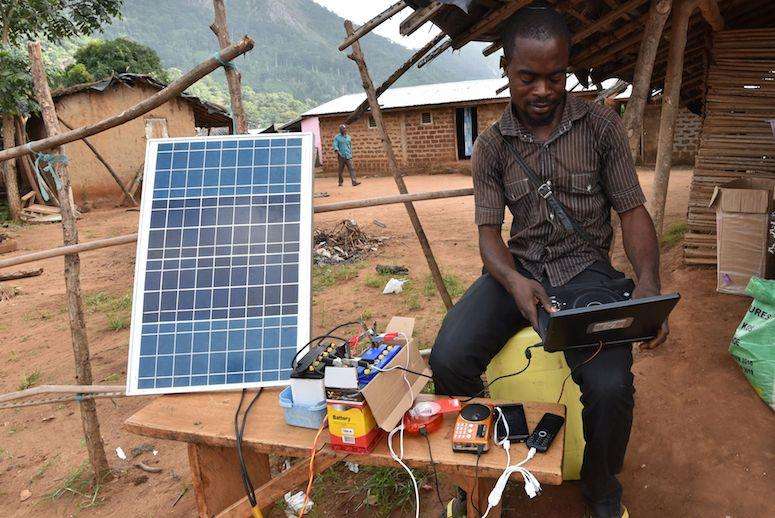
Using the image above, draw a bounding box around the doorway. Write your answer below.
[456,106,478,159]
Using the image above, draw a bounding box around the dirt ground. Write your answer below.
[0,168,773,517]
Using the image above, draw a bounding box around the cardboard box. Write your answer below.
[324,316,430,431]
[709,178,775,295]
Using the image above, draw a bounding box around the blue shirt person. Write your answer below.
[332,124,360,187]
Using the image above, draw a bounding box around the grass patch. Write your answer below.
[661,221,688,248]
[404,290,422,311]
[101,373,121,383]
[312,262,365,293]
[18,371,41,391]
[7,351,19,363]
[0,447,10,461]
[360,466,430,516]
[85,291,132,332]
[32,454,60,481]
[47,461,104,510]
[423,274,465,299]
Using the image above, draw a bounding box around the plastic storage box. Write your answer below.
[279,386,326,429]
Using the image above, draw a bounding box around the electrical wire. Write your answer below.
[388,424,420,518]
[473,448,483,517]
[371,364,434,379]
[420,427,445,509]
[290,333,349,368]
[298,421,327,518]
[234,388,263,516]
[461,344,542,403]
[556,341,604,404]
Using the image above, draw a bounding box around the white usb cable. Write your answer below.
[388,424,419,518]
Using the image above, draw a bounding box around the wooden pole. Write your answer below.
[0,37,254,163]
[651,0,697,235]
[27,41,111,482]
[338,1,407,51]
[57,117,136,204]
[210,0,248,134]
[400,1,442,36]
[345,33,445,125]
[344,20,453,310]
[13,118,45,204]
[417,38,452,68]
[0,188,475,270]
[2,115,21,220]
[698,0,724,31]
[622,0,673,162]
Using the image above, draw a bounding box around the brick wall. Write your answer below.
[318,101,510,175]
[641,105,701,165]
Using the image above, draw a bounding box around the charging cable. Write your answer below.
[482,408,541,518]
[388,423,419,518]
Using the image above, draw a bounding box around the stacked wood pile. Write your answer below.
[684,28,775,265]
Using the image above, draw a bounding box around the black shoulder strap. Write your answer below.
[493,123,602,255]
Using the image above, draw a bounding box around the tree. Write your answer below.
[0,0,123,219]
[65,37,169,85]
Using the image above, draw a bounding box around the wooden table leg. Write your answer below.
[452,474,502,518]
[188,443,272,517]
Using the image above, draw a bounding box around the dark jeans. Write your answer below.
[337,155,357,185]
[430,261,634,517]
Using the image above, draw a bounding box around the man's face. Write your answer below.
[340,126,347,135]
[505,36,568,126]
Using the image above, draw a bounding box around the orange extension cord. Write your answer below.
[298,420,327,518]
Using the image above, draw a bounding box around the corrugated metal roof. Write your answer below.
[302,78,509,117]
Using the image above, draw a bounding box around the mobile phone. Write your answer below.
[494,404,529,443]
[526,412,565,453]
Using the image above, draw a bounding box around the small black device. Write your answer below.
[526,412,565,453]
[494,404,529,443]
[537,287,680,352]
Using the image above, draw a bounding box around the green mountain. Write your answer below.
[99,0,499,107]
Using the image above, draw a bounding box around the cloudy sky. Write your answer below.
[312,0,441,49]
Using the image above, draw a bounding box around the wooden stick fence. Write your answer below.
[0,188,474,270]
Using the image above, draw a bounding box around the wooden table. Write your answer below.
[125,389,565,518]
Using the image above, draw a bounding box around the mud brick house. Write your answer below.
[26,74,232,206]
[302,79,510,175]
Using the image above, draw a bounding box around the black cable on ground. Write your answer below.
[420,427,445,509]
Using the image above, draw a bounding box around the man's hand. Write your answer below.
[510,276,555,331]
[632,282,669,350]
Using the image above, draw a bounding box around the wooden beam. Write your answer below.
[216,451,341,518]
[483,40,502,57]
[651,0,697,235]
[13,118,44,205]
[210,0,248,133]
[2,115,21,221]
[338,1,407,51]
[572,0,649,44]
[0,37,254,163]
[57,117,136,204]
[0,268,42,282]
[345,19,453,310]
[345,32,445,124]
[417,37,452,68]
[623,0,673,162]
[400,1,442,36]
[698,0,723,31]
[451,0,531,49]
[28,40,111,483]
[0,188,475,270]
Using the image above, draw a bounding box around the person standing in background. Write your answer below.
[333,124,360,187]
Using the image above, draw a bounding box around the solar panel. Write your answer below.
[126,133,313,395]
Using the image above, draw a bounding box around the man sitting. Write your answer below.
[430,4,667,517]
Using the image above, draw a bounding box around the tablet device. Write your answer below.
[538,293,680,351]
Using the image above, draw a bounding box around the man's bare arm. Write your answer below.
[479,225,554,330]
[619,205,667,349]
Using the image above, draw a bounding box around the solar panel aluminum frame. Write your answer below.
[126,132,314,395]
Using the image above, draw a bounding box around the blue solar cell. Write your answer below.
[129,135,310,394]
